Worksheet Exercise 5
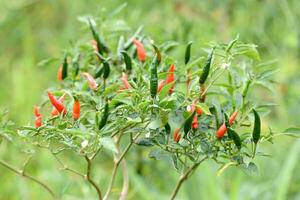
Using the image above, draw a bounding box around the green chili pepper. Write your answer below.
[99,101,109,130]
[72,61,79,78]
[150,44,161,99]
[199,49,214,84]
[227,127,242,150]
[242,79,251,99]
[224,113,242,149]
[164,123,171,135]
[121,51,132,72]
[185,41,193,65]
[62,54,68,80]
[88,18,109,55]
[94,67,103,78]
[252,109,261,144]
[183,111,196,137]
[103,62,110,79]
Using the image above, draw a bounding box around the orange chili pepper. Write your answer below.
[216,111,238,139]
[192,115,199,129]
[34,105,42,128]
[57,66,62,81]
[51,95,65,117]
[82,72,98,90]
[133,39,146,62]
[173,128,181,143]
[72,98,80,120]
[48,92,67,115]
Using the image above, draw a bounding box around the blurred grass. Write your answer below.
[0,0,300,199]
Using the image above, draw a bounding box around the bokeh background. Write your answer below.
[1,0,300,199]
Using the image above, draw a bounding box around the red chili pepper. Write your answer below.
[133,39,146,62]
[47,92,67,115]
[34,105,42,128]
[165,64,175,94]
[51,95,65,117]
[216,111,238,139]
[82,72,98,90]
[173,128,181,143]
[72,98,80,120]
[121,73,130,89]
[57,66,62,81]
[91,39,98,52]
[192,115,199,129]
[157,80,166,93]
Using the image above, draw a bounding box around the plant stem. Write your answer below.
[52,153,85,178]
[0,159,57,199]
[85,156,103,200]
[119,158,129,200]
[104,132,141,200]
[169,156,207,200]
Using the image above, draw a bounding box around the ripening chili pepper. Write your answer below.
[157,80,166,93]
[187,102,203,115]
[34,106,42,128]
[165,64,175,94]
[173,128,181,143]
[72,97,80,120]
[120,73,131,90]
[91,39,98,52]
[57,66,62,81]
[82,72,98,90]
[252,109,261,144]
[199,49,214,85]
[192,115,199,129]
[47,92,67,115]
[99,101,109,130]
[88,18,109,54]
[183,111,196,137]
[133,39,146,62]
[216,111,238,139]
[51,95,65,117]
[150,45,161,98]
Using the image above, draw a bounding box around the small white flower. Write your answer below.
[221,62,230,69]
[81,140,89,148]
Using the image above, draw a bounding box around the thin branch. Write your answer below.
[0,159,57,199]
[169,156,208,200]
[104,132,141,200]
[119,158,129,200]
[201,69,224,99]
[85,156,103,200]
[52,153,85,178]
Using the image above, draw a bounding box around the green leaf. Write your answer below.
[241,162,259,176]
[283,127,300,135]
[100,137,117,153]
[135,137,153,146]
[159,82,174,99]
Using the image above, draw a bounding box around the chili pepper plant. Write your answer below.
[0,15,292,200]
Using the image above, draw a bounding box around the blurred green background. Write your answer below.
[1,0,300,199]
